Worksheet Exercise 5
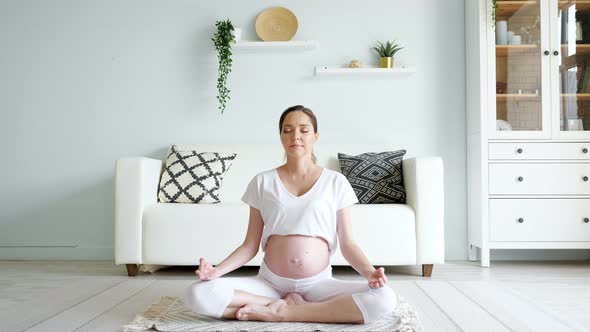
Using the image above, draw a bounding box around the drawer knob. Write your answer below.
[583,148,588,154]
[517,176,524,182]
[518,218,524,223]
[584,176,589,182]
[516,148,523,154]
[584,218,589,223]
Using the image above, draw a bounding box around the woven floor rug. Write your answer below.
[123,296,421,331]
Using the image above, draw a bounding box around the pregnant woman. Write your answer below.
[185,105,397,324]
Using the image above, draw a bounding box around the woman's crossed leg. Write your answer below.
[186,275,397,324]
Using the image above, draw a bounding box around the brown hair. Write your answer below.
[279,105,318,164]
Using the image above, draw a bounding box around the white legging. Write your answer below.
[185,261,397,323]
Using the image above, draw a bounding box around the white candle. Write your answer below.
[496,21,508,45]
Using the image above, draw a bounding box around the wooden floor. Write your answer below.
[1,260,589,331]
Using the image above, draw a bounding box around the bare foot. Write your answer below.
[283,292,307,305]
[235,299,287,322]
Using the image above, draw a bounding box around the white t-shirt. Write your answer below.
[240,167,359,256]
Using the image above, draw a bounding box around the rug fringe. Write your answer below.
[121,296,179,331]
[393,295,422,332]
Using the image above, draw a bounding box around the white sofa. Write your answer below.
[115,144,445,277]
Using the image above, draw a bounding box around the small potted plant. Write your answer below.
[372,40,404,68]
[212,19,235,114]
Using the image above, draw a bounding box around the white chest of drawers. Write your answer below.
[469,141,590,267]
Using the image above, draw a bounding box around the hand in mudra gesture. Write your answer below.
[367,267,388,288]
[195,258,219,280]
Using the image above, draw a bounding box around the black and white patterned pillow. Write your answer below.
[158,146,237,204]
[337,150,406,204]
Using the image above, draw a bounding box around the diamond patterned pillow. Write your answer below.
[337,150,406,204]
[158,146,237,204]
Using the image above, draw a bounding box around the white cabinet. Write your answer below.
[466,0,590,266]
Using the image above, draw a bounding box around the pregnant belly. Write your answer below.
[263,235,330,279]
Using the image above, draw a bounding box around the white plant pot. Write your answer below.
[233,28,242,42]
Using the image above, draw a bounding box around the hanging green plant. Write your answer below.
[492,0,497,31]
[212,19,235,114]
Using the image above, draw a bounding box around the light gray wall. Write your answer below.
[1,0,582,261]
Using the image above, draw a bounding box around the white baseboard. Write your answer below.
[0,247,114,260]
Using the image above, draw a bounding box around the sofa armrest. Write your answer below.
[114,157,163,265]
[402,157,445,264]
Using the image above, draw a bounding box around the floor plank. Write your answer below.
[26,279,155,332]
[394,281,460,332]
[76,280,192,332]
[501,282,590,332]
[416,280,509,332]
[0,275,125,332]
[452,281,577,332]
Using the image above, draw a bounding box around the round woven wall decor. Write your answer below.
[255,7,298,41]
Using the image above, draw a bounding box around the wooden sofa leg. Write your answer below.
[422,264,433,277]
[126,264,139,277]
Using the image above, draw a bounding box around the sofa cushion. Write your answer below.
[338,150,406,204]
[169,144,407,203]
[158,145,236,203]
[142,203,417,265]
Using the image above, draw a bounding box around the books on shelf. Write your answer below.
[565,70,578,119]
[576,65,584,93]
[577,63,590,93]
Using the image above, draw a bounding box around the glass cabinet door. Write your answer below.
[493,0,550,138]
[553,0,590,138]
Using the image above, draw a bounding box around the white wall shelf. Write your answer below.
[233,40,318,50]
[314,66,416,76]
